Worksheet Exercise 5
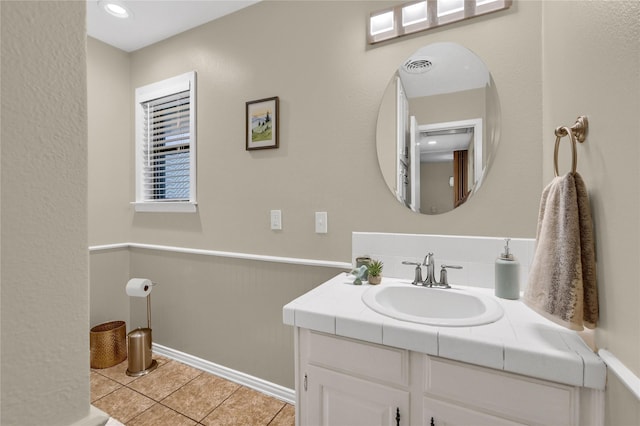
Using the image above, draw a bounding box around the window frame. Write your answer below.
[133,71,197,213]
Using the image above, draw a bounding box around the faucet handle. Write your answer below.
[402,261,423,286]
[441,264,463,270]
[438,264,463,288]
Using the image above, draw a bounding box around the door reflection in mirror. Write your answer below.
[376,42,500,215]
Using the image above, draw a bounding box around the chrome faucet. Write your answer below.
[422,252,438,286]
[403,253,463,288]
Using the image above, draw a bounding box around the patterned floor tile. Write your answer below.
[92,387,156,424]
[162,373,240,421]
[268,404,295,426]
[128,403,197,426]
[90,355,294,425]
[90,371,123,402]
[128,360,203,401]
[201,386,285,426]
[92,359,139,386]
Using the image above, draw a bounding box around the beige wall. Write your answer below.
[412,87,488,166]
[127,249,340,387]
[409,87,486,126]
[1,2,89,424]
[90,248,131,328]
[87,38,132,244]
[542,2,640,424]
[87,0,640,418]
[88,0,542,253]
[87,37,133,332]
[89,0,542,390]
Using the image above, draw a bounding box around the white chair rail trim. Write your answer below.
[598,349,640,401]
[88,242,352,270]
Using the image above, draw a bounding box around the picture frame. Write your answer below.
[246,96,279,150]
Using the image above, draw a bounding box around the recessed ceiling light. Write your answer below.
[428,140,437,145]
[98,0,132,19]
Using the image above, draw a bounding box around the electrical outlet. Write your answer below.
[270,210,282,230]
[315,211,328,234]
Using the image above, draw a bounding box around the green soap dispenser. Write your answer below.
[495,238,520,300]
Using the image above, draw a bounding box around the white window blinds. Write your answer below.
[143,90,191,201]
[134,71,196,212]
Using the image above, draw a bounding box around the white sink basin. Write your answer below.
[362,284,504,327]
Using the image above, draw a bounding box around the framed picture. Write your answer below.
[246,96,279,150]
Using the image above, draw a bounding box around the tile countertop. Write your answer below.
[283,273,606,390]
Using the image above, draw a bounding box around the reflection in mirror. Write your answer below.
[376,42,500,215]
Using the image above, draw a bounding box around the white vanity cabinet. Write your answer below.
[298,328,411,425]
[305,365,409,426]
[296,328,603,426]
[421,355,584,426]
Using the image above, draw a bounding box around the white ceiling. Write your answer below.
[86,0,260,52]
[419,131,474,163]
[398,42,490,98]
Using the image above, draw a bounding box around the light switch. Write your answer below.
[315,211,328,234]
[270,210,282,230]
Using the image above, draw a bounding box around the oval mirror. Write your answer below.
[376,42,500,215]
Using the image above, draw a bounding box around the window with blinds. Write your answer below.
[143,90,190,201]
[134,72,196,212]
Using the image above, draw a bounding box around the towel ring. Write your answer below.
[553,116,588,177]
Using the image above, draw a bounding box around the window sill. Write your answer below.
[132,202,197,213]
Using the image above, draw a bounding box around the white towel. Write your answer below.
[524,172,598,330]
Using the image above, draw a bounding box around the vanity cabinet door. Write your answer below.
[423,397,526,426]
[424,355,579,425]
[304,365,410,426]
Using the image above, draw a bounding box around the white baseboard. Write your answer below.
[152,343,296,405]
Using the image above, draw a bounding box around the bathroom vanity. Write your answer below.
[283,273,606,426]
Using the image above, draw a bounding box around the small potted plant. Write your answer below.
[367,259,384,285]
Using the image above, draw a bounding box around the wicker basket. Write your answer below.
[90,321,127,369]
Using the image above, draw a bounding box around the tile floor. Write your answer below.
[91,355,295,426]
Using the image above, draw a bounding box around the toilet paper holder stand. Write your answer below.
[144,282,155,328]
[126,280,158,377]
